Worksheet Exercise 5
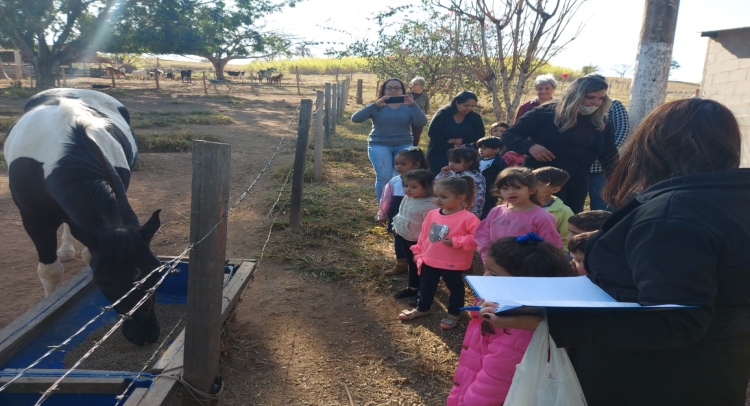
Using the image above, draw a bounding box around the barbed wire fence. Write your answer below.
[0,77,352,405]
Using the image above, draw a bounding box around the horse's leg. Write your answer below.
[21,214,65,296]
[57,223,76,262]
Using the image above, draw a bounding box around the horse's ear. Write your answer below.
[140,209,161,243]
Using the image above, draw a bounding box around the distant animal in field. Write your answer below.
[105,67,125,79]
[270,73,284,85]
[149,69,164,79]
[132,69,148,80]
[166,72,175,81]
[4,88,163,347]
[226,70,244,80]
[181,69,192,83]
[257,68,276,83]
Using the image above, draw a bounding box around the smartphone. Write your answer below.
[385,96,405,104]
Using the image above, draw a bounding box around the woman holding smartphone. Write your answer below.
[352,78,428,202]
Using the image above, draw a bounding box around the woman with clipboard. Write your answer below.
[482,98,750,406]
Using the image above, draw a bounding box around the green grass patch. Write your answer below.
[0,114,20,136]
[131,111,235,129]
[241,57,370,76]
[268,115,394,282]
[0,84,35,99]
[137,129,221,152]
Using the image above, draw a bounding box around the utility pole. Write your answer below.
[628,0,680,132]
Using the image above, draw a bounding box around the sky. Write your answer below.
[261,0,750,83]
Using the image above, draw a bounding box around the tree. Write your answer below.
[342,3,483,106]
[109,0,296,78]
[628,0,679,131]
[613,63,633,78]
[434,0,586,121]
[581,64,599,75]
[670,59,680,75]
[295,43,312,58]
[0,0,122,88]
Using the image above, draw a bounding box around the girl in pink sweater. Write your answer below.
[474,167,562,264]
[447,233,574,406]
[399,176,480,330]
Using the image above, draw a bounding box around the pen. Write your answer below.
[460,306,482,311]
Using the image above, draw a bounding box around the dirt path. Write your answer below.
[0,77,463,405]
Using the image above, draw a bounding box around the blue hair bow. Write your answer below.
[516,232,544,243]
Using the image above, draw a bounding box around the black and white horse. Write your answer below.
[4,88,162,346]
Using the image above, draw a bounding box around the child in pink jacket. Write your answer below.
[398,176,480,330]
[474,167,562,263]
[447,233,575,406]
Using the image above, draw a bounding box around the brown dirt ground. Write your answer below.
[0,74,464,405]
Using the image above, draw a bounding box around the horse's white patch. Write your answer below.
[37,260,64,297]
[57,223,76,262]
[4,97,134,178]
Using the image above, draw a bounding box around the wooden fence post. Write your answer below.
[183,140,231,406]
[290,99,313,228]
[203,72,208,95]
[13,50,22,82]
[295,66,301,96]
[314,91,324,182]
[154,69,160,90]
[356,79,363,104]
[61,66,67,87]
[111,72,116,88]
[375,80,380,98]
[324,83,332,144]
[331,83,339,133]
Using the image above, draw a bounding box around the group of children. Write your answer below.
[375,126,613,404]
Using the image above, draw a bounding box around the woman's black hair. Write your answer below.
[489,236,574,277]
[378,78,407,97]
[402,169,436,196]
[438,90,479,115]
[448,147,480,172]
[395,147,428,169]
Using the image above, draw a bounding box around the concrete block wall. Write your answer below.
[702,28,750,166]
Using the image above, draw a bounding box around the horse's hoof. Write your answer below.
[57,249,76,262]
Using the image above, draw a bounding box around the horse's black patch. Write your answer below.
[24,92,79,112]
[84,105,108,119]
[118,106,131,125]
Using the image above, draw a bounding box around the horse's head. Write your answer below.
[91,210,162,346]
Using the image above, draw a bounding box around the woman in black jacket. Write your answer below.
[501,74,618,213]
[426,91,485,175]
[483,98,750,406]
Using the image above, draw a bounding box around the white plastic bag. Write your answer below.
[504,319,587,406]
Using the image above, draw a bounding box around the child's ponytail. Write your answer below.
[396,146,428,169]
[435,176,476,212]
[460,175,476,211]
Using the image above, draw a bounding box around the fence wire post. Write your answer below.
[290,99,313,228]
[183,140,230,406]
[314,91,324,181]
[324,83,331,145]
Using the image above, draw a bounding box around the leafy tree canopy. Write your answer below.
[107,0,297,76]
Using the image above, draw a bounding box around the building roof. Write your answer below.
[701,26,750,38]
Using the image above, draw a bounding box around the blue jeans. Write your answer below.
[368,142,413,202]
[588,172,611,211]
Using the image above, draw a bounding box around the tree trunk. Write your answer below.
[33,58,57,89]
[628,0,680,132]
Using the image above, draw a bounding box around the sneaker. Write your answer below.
[393,288,418,299]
